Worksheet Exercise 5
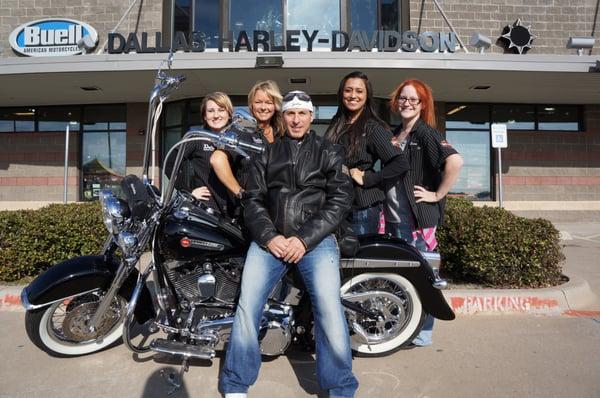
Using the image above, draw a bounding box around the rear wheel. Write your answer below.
[341,273,425,357]
[25,292,126,357]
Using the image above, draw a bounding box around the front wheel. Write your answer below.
[25,292,127,357]
[340,273,425,357]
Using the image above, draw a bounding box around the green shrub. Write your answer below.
[0,202,105,282]
[438,198,564,288]
[0,199,565,288]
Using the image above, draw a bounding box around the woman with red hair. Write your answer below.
[386,79,463,346]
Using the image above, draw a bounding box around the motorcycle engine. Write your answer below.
[164,257,243,304]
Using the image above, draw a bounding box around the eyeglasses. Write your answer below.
[397,96,421,105]
[283,91,311,102]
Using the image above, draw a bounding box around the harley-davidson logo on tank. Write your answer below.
[9,18,98,57]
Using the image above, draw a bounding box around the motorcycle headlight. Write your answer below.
[117,231,138,259]
[100,190,129,234]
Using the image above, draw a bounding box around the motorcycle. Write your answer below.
[20,53,454,389]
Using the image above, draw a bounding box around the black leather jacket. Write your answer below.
[243,131,353,251]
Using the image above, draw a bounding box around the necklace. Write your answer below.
[262,125,274,143]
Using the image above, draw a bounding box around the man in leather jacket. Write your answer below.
[219,91,358,398]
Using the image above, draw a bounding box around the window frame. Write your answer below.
[172,0,409,49]
[79,104,128,201]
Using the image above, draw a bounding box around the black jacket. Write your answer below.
[393,119,459,228]
[163,138,234,216]
[243,131,353,251]
[333,119,408,209]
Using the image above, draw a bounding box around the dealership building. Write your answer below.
[0,0,599,213]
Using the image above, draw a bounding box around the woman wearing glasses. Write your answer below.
[210,80,285,207]
[387,79,464,347]
[325,71,409,235]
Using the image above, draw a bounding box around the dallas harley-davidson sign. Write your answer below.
[108,30,459,53]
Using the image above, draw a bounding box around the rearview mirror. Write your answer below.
[231,108,257,134]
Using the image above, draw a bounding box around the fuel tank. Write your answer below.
[158,205,248,262]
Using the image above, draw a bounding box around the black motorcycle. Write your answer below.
[20,54,454,387]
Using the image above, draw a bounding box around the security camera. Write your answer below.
[469,32,492,53]
[566,37,595,56]
[77,35,97,54]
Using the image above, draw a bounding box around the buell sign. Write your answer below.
[9,18,98,57]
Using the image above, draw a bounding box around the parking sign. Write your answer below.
[491,124,508,148]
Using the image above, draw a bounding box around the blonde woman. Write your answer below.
[210,81,285,203]
[167,92,236,216]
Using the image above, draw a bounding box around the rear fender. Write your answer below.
[341,234,455,321]
[22,255,155,323]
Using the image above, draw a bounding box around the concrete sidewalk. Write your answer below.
[3,222,600,317]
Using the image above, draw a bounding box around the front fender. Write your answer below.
[22,255,155,323]
[341,235,455,321]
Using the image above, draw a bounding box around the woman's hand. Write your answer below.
[349,168,365,186]
[414,185,439,203]
[192,186,211,201]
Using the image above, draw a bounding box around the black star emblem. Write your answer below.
[501,19,535,54]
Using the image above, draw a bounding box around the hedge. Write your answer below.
[0,199,564,287]
[437,198,564,288]
[0,202,105,282]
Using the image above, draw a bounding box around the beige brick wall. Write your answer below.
[500,104,600,200]
[0,102,150,201]
[409,0,599,55]
[437,102,600,201]
[0,131,80,201]
[1,0,164,58]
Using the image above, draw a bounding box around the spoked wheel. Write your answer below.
[341,273,425,357]
[25,292,127,357]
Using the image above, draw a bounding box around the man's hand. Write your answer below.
[414,185,439,203]
[282,236,307,264]
[267,235,289,258]
[192,186,211,201]
[349,168,365,186]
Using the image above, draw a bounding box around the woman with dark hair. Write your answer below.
[326,71,409,235]
[387,78,464,346]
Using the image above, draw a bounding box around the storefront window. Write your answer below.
[178,0,405,49]
[194,0,221,49]
[492,104,535,130]
[538,105,580,131]
[349,0,400,33]
[380,0,400,31]
[38,107,81,131]
[350,0,377,33]
[174,0,192,38]
[446,103,492,200]
[230,0,283,47]
[0,108,35,132]
[81,105,126,201]
[286,0,340,49]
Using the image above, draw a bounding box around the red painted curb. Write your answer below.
[562,310,600,318]
[0,294,22,309]
[444,293,567,316]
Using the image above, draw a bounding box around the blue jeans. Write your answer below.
[349,204,381,236]
[219,235,358,397]
[385,222,434,346]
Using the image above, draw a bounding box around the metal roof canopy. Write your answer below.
[0,52,598,107]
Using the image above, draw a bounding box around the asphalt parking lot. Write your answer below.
[1,222,599,398]
[0,312,599,398]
